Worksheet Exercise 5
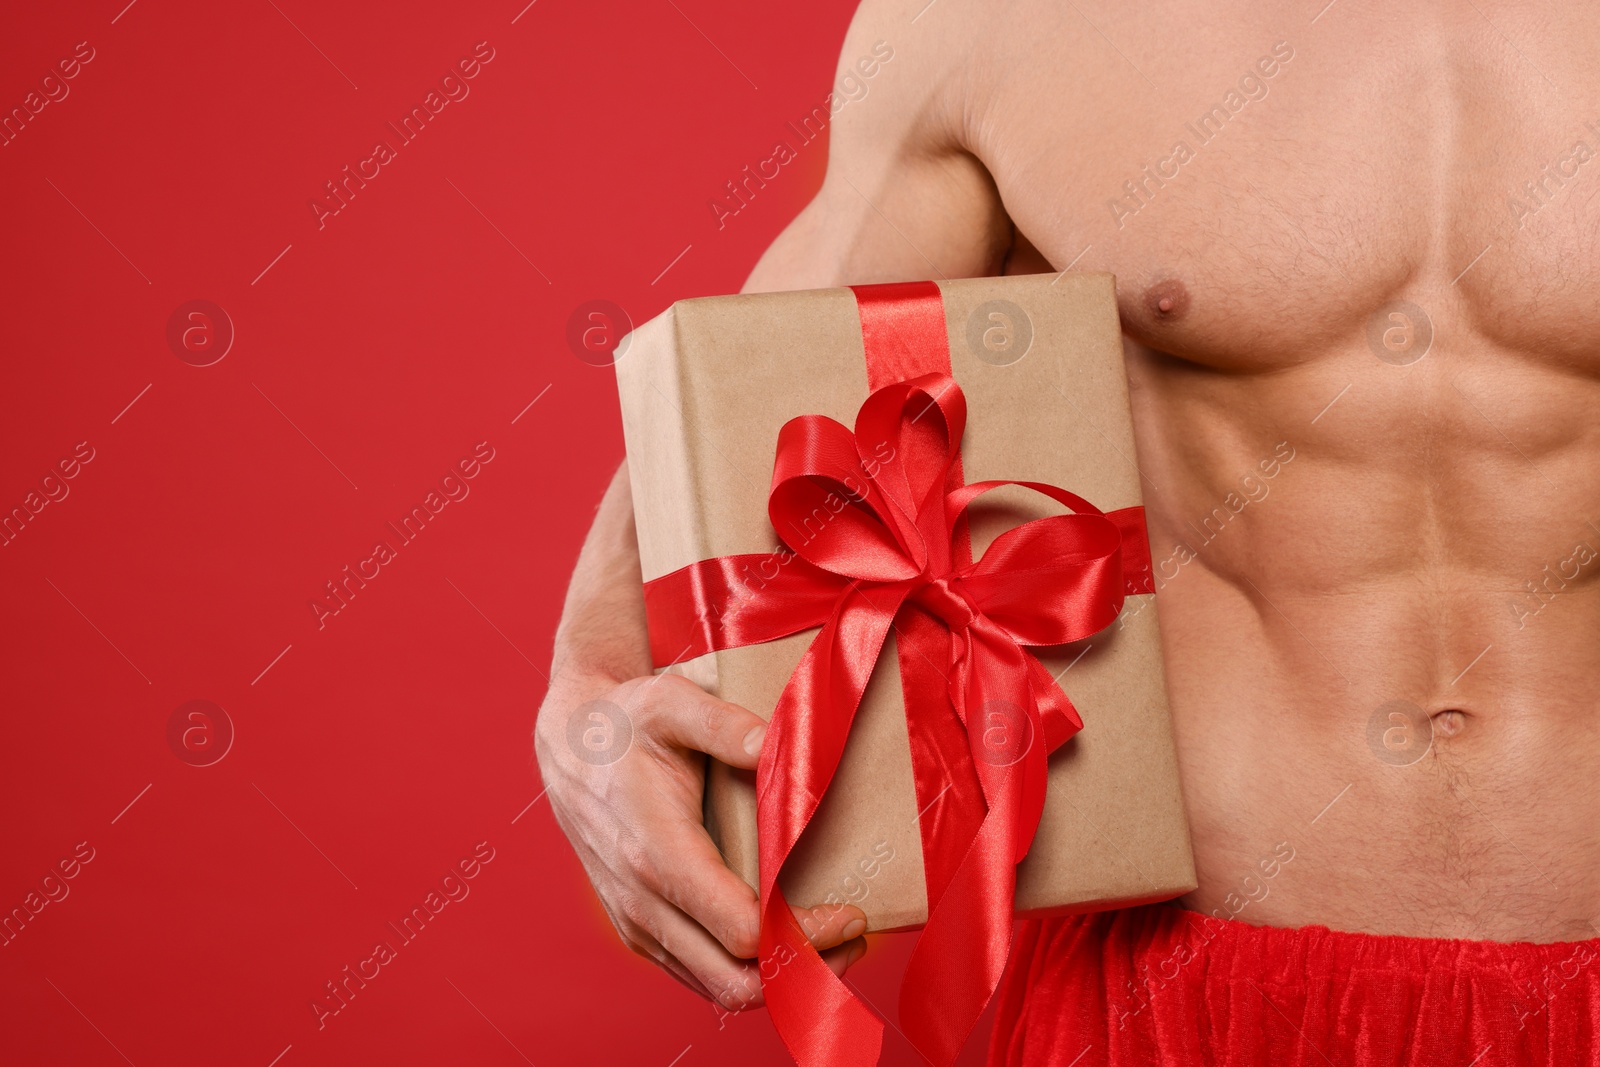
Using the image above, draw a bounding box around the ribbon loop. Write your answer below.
[853,373,966,530]
[768,415,923,582]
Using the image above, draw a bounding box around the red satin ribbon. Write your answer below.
[642,282,1154,1067]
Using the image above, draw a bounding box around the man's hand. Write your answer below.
[534,465,866,1012]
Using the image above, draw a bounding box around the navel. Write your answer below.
[1431,708,1468,738]
[1144,278,1191,321]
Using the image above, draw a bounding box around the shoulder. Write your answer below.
[745,0,1018,291]
[825,0,986,170]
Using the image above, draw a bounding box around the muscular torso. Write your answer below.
[831,0,1600,941]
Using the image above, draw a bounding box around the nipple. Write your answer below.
[1144,278,1190,321]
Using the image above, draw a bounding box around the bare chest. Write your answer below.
[972,3,1600,370]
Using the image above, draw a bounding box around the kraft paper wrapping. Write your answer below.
[615,273,1195,932]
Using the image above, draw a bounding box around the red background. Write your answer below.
[0,1,992,1064]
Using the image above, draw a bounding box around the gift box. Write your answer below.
[615,274,1194,1065]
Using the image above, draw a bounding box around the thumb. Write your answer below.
[793,900,868,951]
[630,674,769,770]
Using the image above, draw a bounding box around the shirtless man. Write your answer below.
[535,0,1600,1061]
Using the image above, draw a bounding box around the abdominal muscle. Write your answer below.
[1125,337,1600,944]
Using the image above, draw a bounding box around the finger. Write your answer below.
[649,822,868,959]
[644,896,765,1011]
[650,821,762,958]
[792,900,868,951]
[629,674,769,770]
[580,842,734,1002]
[620,920,716,1002]
[821,936,868,979]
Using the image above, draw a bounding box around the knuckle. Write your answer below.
[637,859,667,898]
[651,865,684,910]
[727,933,758,961]
[723,915,759,959]
[624,843,664,893]
[695,697,724,745]
[613,828,655,883]
[628,682,671,731]
[613,886,653,930]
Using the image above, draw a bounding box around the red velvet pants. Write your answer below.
[988,904,1600,1065]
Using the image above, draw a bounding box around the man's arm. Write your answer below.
[533,0,1011,1011]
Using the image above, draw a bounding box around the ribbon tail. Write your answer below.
[758,584,908,1067]
[1026,650,1083,753]
[898,786,1019,1067]
[898,603,985,904]
[762,882,883,1067]
[899,627,1045,1066]
[1107,505,1154,595]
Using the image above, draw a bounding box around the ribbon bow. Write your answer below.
[643,283,1153,1067]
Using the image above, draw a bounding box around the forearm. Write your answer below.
[548,460,652,690]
